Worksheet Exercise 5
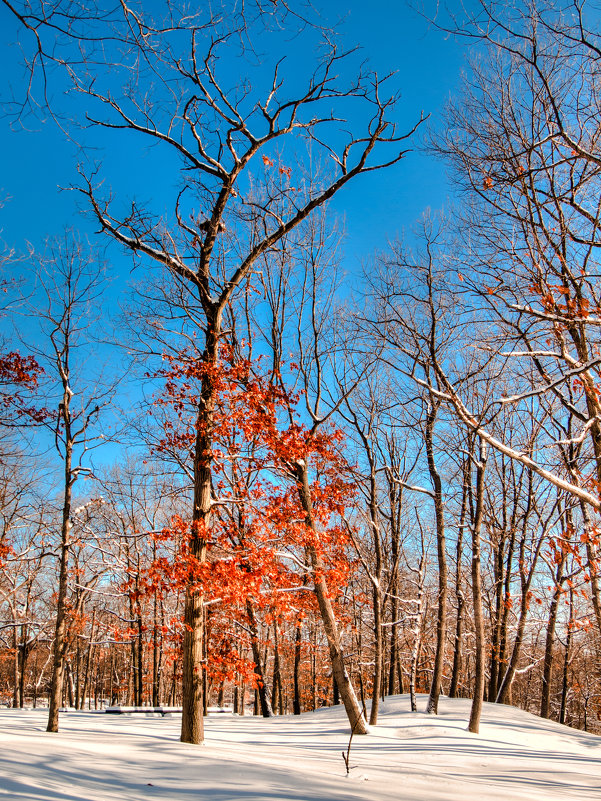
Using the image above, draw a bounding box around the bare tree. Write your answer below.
[427,0,601,515]
[19,232,116,732]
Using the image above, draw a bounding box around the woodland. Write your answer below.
[0,0,601,749]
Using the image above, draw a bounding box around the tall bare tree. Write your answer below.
[20,233,115,732]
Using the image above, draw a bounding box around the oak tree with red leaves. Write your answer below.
[146,346,365,730]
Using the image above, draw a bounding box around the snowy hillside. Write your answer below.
[0,695,598,800]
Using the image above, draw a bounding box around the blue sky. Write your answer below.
[0,0,468,279]
[0,0,473,477]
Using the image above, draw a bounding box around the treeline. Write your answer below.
[0,445,598,734]
[0,0,600,740]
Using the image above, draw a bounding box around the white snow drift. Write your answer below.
[0,695,599,800]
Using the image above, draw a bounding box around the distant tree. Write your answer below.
[19,232,116,732]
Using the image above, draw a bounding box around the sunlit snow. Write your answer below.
[0,695,599,800]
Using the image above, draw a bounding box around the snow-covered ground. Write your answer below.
[0,695,599,800]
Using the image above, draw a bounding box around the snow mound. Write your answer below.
[0,695,598,801]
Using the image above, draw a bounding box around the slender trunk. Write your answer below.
[152,582,162,706]
[246,600,273,717]
[311,624,317,711]
[488,537,504,701]
[449,459,469,698]
[468,441,487,734]
[12,621,19,708]
[578,501,601,636]
[493,515,517,699]
[559,586,574,725]
[357,627,367,717]
[490,463,522,700]
[496,479,543,705]
[294,462,368,734]
[425,403,447,714]
[364,442,383,724]
[410,551,427,713]
[272,620,283,715]
[127,590,140,705]
[388,598,402,696]
[388,473,404,696]
[81,609,96,710]
[202,607,209,716]
[65,660,75,707]
[369,586,383,724]
[541,526,567,719]
[293,618,302,715]
[488,458,510,701]
[136,609,144,705]
[18,628,28,708]
[75,642,81,710]
[47,409,74,733]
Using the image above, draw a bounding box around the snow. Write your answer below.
[0,696,599,800]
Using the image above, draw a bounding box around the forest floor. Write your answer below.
[0,695,599,800]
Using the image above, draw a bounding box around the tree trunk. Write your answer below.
[369,586,383,725]
[246,599,273,717]
[489,461,521,702]
[425,402,448,714]
[81,609,96,710]
[47,422,74,733]
[468,441,487,734]
[449,459,469,699]
[541,526,567,719]
[136,609,144,705]
[12,620,19,709]
[65,660,75,708]
[293,618,302,715]
[181,325,218,743]
[152,588,163,706]
[559,585,574,725]
[496,478,542,705]
[272,620,284,715]
[410,551,427,713]
[294,462,368,734]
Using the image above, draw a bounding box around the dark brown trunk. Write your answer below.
[272,620,284,715]
[425,403,447,714]
[12,621,19,708]
[387,597,402,696]
[369,586,383,724]
[246,599,273,717]
[18,622,30,708]
[181,325,219,743]
[47,406,74,733]
[293,618,302,715]
[468,441,487,734]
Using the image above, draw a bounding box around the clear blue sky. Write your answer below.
[0,0,473,475]
[0,0,468,279]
